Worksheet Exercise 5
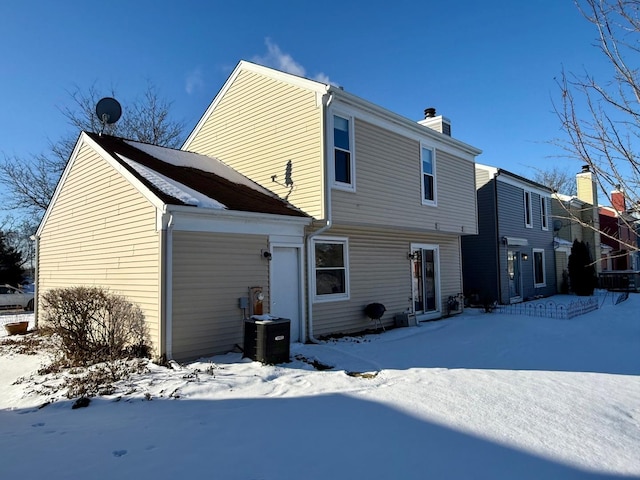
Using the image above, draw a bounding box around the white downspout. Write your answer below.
[165,213,174,359]
[31,234,39,329]
[305,91,334,343]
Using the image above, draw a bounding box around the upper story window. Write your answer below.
[540,196,548,230]
[421,145,436,205]
[312,237,350,302]
[333,114,354,189]
[524,191,533,228]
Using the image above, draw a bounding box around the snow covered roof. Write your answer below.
[87,133,308,218]
[553,192,578,203]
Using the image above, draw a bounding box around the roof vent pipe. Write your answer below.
[424,107,436,118]
[581,164,590,173]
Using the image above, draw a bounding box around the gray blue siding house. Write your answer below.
[462,164,557,304]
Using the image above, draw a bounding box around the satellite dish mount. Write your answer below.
[95,97,122,135]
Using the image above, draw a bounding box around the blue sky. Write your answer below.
[0,1,607,187]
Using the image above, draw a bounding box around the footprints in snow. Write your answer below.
[29,422,138,457]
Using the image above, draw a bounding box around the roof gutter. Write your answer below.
[327,86,481,158]
[305,91,334,344]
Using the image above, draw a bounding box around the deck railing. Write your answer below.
[598,271,640,292]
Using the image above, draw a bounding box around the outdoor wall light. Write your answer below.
[262,250,272,260]
[521,253,529,261]
[407,252,418,260]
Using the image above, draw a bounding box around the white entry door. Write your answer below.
[270,246,302,342]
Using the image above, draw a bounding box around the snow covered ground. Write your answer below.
[1,293,639,479]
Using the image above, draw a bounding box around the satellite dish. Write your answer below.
[95,97,122,131]
[553,220,563,232]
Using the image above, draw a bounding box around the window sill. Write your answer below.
[313,294,350,304]
[332,183,355,192]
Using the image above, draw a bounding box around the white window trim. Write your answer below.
[330,112,356,192]
[540,196,549,231]
[311,236,350,303]
[533,248,546,287]
[420,143,437,206]
[524,191,533,228]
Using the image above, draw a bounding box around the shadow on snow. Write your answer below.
[0,394,634,480]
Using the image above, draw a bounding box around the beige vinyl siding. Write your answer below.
[555,251,569,293]
[186,69,324,219]
[171,231,269,360]
[475,166,492,189]
[332,119,477,234]
[38,143,161,349]
[310,226,463,338]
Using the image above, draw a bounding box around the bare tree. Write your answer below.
[554,0,640,255]
[0,82,184,266]
[0,81,185,220]
[60,82,184,148]
[531,165,578,195]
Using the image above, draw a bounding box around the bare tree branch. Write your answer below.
[0,81,184,220]
[532,165,578,195]
[0,81,185,262]
[552,0,640,260]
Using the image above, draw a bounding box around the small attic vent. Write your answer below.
[442,122,451,136]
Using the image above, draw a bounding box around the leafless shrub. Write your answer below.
[63,359,149,399]
[41,286,150,366]
[0,332,52,355]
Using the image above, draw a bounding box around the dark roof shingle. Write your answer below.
[87,132,308,218]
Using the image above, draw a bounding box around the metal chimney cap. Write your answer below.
[424,107,436,118]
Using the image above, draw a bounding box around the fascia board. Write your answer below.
[182,60,328,151]
[37,131,168,238]
[237,60,328,92]
[477,163,552,197]
[166,204,311,235]
[181,61,243,150]
[329,87,482,160]
[83,134,167,212]
[182,59,481,161]
[36,132,85,237]
[496,174,551,198]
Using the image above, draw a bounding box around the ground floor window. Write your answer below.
[533,249,546,287]
[313,237,349,301]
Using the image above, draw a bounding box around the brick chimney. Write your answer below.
[611,186,627,212]
[418,107,451,136]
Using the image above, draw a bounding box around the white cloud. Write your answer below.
[252,38,333,85]
[185,67,205,95]
[313,72,332,84]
